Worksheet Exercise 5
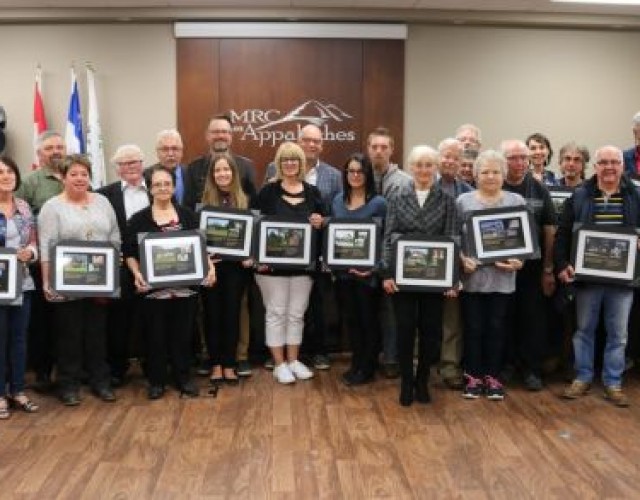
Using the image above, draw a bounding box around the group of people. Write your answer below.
[1,110,639,417]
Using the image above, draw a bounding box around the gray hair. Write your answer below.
[473,150,507,178]
[437,138,464,155]
[155,129,183,147]
[298,123,322,140]
[407,145,439,166]
[594,145,623,164]
[35,130,63,150]
[111,144,144,165]
[633,111,640,126]
[500,139,528,156]
[455,123,482,143]
[558,142,590,165]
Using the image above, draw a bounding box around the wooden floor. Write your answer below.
[2,359,640,500]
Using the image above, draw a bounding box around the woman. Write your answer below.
[253,141,324,385]
[381,145,458,406]
[457,150,526,401]
[332,153,387,386]
[200,153,255,385]
[0,157,39,419]
[38,154,120,406]
[526,132,557,186]
[125,165,216,400]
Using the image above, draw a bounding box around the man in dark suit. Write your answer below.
[97,144,150,386]
[623,111,640,177]
[145,129,187,205]
[183,113,257,211]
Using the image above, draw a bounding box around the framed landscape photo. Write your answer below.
[323,218,379,271]
[199,206,254,261]
[139,230,208,288]
[571,225,639,285]
[256,216,316,271]
[0,248,22,304]
[393,236,459,292]
[548,186,574,217]
[51,240,119,297]
[465,206,538,264]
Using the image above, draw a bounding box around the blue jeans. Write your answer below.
[574,285,633,387]
[0,292,32,396]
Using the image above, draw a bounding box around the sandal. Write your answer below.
[0,397,10,420]
[209,365,224,385]
[9,393,39,413]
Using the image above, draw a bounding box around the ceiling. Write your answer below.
[0,0,639,28]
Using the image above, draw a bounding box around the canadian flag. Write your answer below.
[33,65,48,169]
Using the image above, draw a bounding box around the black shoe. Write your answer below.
[349,371,375,386]
[148,385,165,400]
[32,373,53,394]
[180,380,199,398]
[93,387,116,402]
[524,373,543,391]
[236,360,253,377]
[110,375,126,388]
[382,363,400,379]
[415,382,431,404]
[399,380,414,407]
[60,391,81,406]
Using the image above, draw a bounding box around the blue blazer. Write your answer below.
[623,147,637,176]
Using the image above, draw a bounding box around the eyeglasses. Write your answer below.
[347,169,363,175]
[158,146,182,153]
[505,155,528,162]
[117,160,142,167]
[595,159,622,167]
[151,181,173,189]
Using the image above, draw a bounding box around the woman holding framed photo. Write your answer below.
[38,154,120,406]
[331,153,386,386]
[200,153,255,386]
[457,150,526,401]
[0,156,39,418]
[124,165,216,400]
[381,145,459,407]
[252,142,325,385]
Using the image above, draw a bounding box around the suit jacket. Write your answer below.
[184,153,256,211]
[624,146,637,176]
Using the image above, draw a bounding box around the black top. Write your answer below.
[252,180,325,218]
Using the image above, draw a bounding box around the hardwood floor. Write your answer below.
[2,359,640,499]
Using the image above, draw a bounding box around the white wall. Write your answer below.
[0,24,175,181]
[405,25,640,174]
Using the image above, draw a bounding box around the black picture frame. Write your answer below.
[323,218,380,271]
[465,206,538,264]
[51,240,119,298]
[199,206,255,261]
[0,248,22,305]
[255,216,316,271]
[571,224,639,286]
[392,235,459,292]
[139,230,208,288]
[547,186,574,217]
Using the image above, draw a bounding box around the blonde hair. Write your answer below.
[201,153,248,209]
[274,142,307,182]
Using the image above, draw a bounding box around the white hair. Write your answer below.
[111,144,144,165]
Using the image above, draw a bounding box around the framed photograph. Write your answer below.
[571,225,639,285]
[199,206,254,261]
[256,216,316,270]
[323,218,380,271]
[548,186,574,217]
[393,236,459,292]
[0,249,22,304]
[465,206,538,264]
[139,230,208,288]
[51,240,119,297]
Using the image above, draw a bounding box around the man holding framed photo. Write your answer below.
[554,145,640,407]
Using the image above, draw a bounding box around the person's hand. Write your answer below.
[133,272,150,293]
[256,264,270,273]
[309,213,323,229]
[383,278,398,294]
[202,265,217,287]
[43,284,63,302]
[444,288,459,298]
[557,265,575,284]
[494,258,523,272]
[16,247,33,263]
[461,255,478,274]
[349,268,372,278]
[541,270,556,297]
[241,258,254,268]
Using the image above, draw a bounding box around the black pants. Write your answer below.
[393,292,444,383]
[27,263,55,377]
[202,263,250,368]
[142,295,196,387]
[301,272,332,356]
[461,292,511,378]
[53,299,110,392]
[337,278,380,377]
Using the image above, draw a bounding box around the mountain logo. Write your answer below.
[254,100,353,130]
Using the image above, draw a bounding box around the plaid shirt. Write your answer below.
[380,183,458,278]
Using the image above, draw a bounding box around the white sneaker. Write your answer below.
[288,360,314,380]
[273,363,296,384]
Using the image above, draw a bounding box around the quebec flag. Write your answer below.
[65,67,85,154]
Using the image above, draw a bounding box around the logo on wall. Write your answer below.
[230,100,356,147]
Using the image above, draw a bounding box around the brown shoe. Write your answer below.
[603,386,630,407]
[562,380,590,399]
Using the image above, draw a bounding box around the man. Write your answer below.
[436,138,473,390]
[368,127,411,379]
[623,111,640,176]
[501,139,557,390]
[458,148,478,187]
[558,142,590,188]
[16,131,66,391]
[455,123,482,152]
[555,146,638,407]
[98,145,150,386]
[183,113,256,210]
[147,129,187,204]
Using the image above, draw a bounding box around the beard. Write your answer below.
[212,140,229,153]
